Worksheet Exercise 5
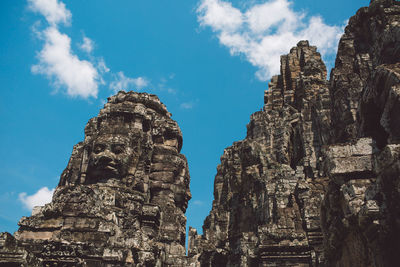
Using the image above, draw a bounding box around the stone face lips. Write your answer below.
[0,91,191,266]
[1,1,400,266]
[188,41,331,266]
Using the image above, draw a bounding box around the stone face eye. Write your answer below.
[93,144,105,154]
[112,144,125,154]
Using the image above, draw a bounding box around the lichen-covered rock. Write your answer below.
[188,41,331,266]
[189,1,400,266]
[330,0,400,143]
[1,1,400,266]
[0,91,191,266]
[0,232,39,266]
[322,1,400,266]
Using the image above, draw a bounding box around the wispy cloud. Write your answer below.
[28,0,71,26]
[19,187,55,210]
[80,36,94,53]
[97,58,110,74]
[197,0,343,80]
[28,0,148,99]
[31,27,100,98]
[192,200,204,206]
[29,0,101,98]
[180,102,195,109]
[110,72,149,92]
[156,75,177,95]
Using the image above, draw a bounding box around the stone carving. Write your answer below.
[322,1,400,266]
[188,40,330,266]
[85,133,141,184]
[188,1,400,266]
[1,1,400,266]
[0,91,191,266]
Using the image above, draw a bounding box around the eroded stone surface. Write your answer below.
[189,1,400,266]
[188,41,331,266]
[0,91,191,266]
[1,1,400,266]
[322,1,400,266]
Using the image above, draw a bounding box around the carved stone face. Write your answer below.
[86,134,141,183]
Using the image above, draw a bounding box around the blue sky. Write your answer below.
[1,0,366,236]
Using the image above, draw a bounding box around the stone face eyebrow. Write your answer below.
[1,1,400,266]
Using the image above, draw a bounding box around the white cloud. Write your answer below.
[156,75,177,95]
[197,0,343,80]
[301,16,343,56]
[110,72,149,92]
[192,200,204,206]
[28,0,102,99]
[27,0,165,99]
[167,88,176,94]
[198,0,243,32]
[97,58,110,74]
[19,187,55,211]
[80,36,94,53]
[28,0,71,26]
[245,0,299,34]
[180,102,194,109]
[32,27,99,98]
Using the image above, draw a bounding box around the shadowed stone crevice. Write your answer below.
[189,1,400,266]
[0,92,191,266]
[188,40,331,266]
[1,1,400,266]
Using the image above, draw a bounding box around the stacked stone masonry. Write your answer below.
[322,0,400,266]
[1,0,400,266]
[189,0,400,266]
[1,92,191,266]
[188,40,331,267]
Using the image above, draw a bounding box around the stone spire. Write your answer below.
[188,41,331,266]
[0,91,191,266]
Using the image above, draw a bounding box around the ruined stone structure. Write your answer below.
[1,0,400,266]
[188,0,400,266]
[0,92,191,266]
[188,40,331,267]
[322,0,400,265]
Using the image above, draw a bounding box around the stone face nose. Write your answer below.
[0,91,191,266]
[96,149,117,167]
[101,147,116,157]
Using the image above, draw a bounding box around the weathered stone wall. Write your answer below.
[330,0,400,143]
[189,1,400,266]
[188,41,332,266]
[322,1,400,266]
[1,1,400,266]
[0,91,191,266]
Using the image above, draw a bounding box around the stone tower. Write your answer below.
[188,1,400,266]
[0,91,191,266]
[188,41,331,266]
